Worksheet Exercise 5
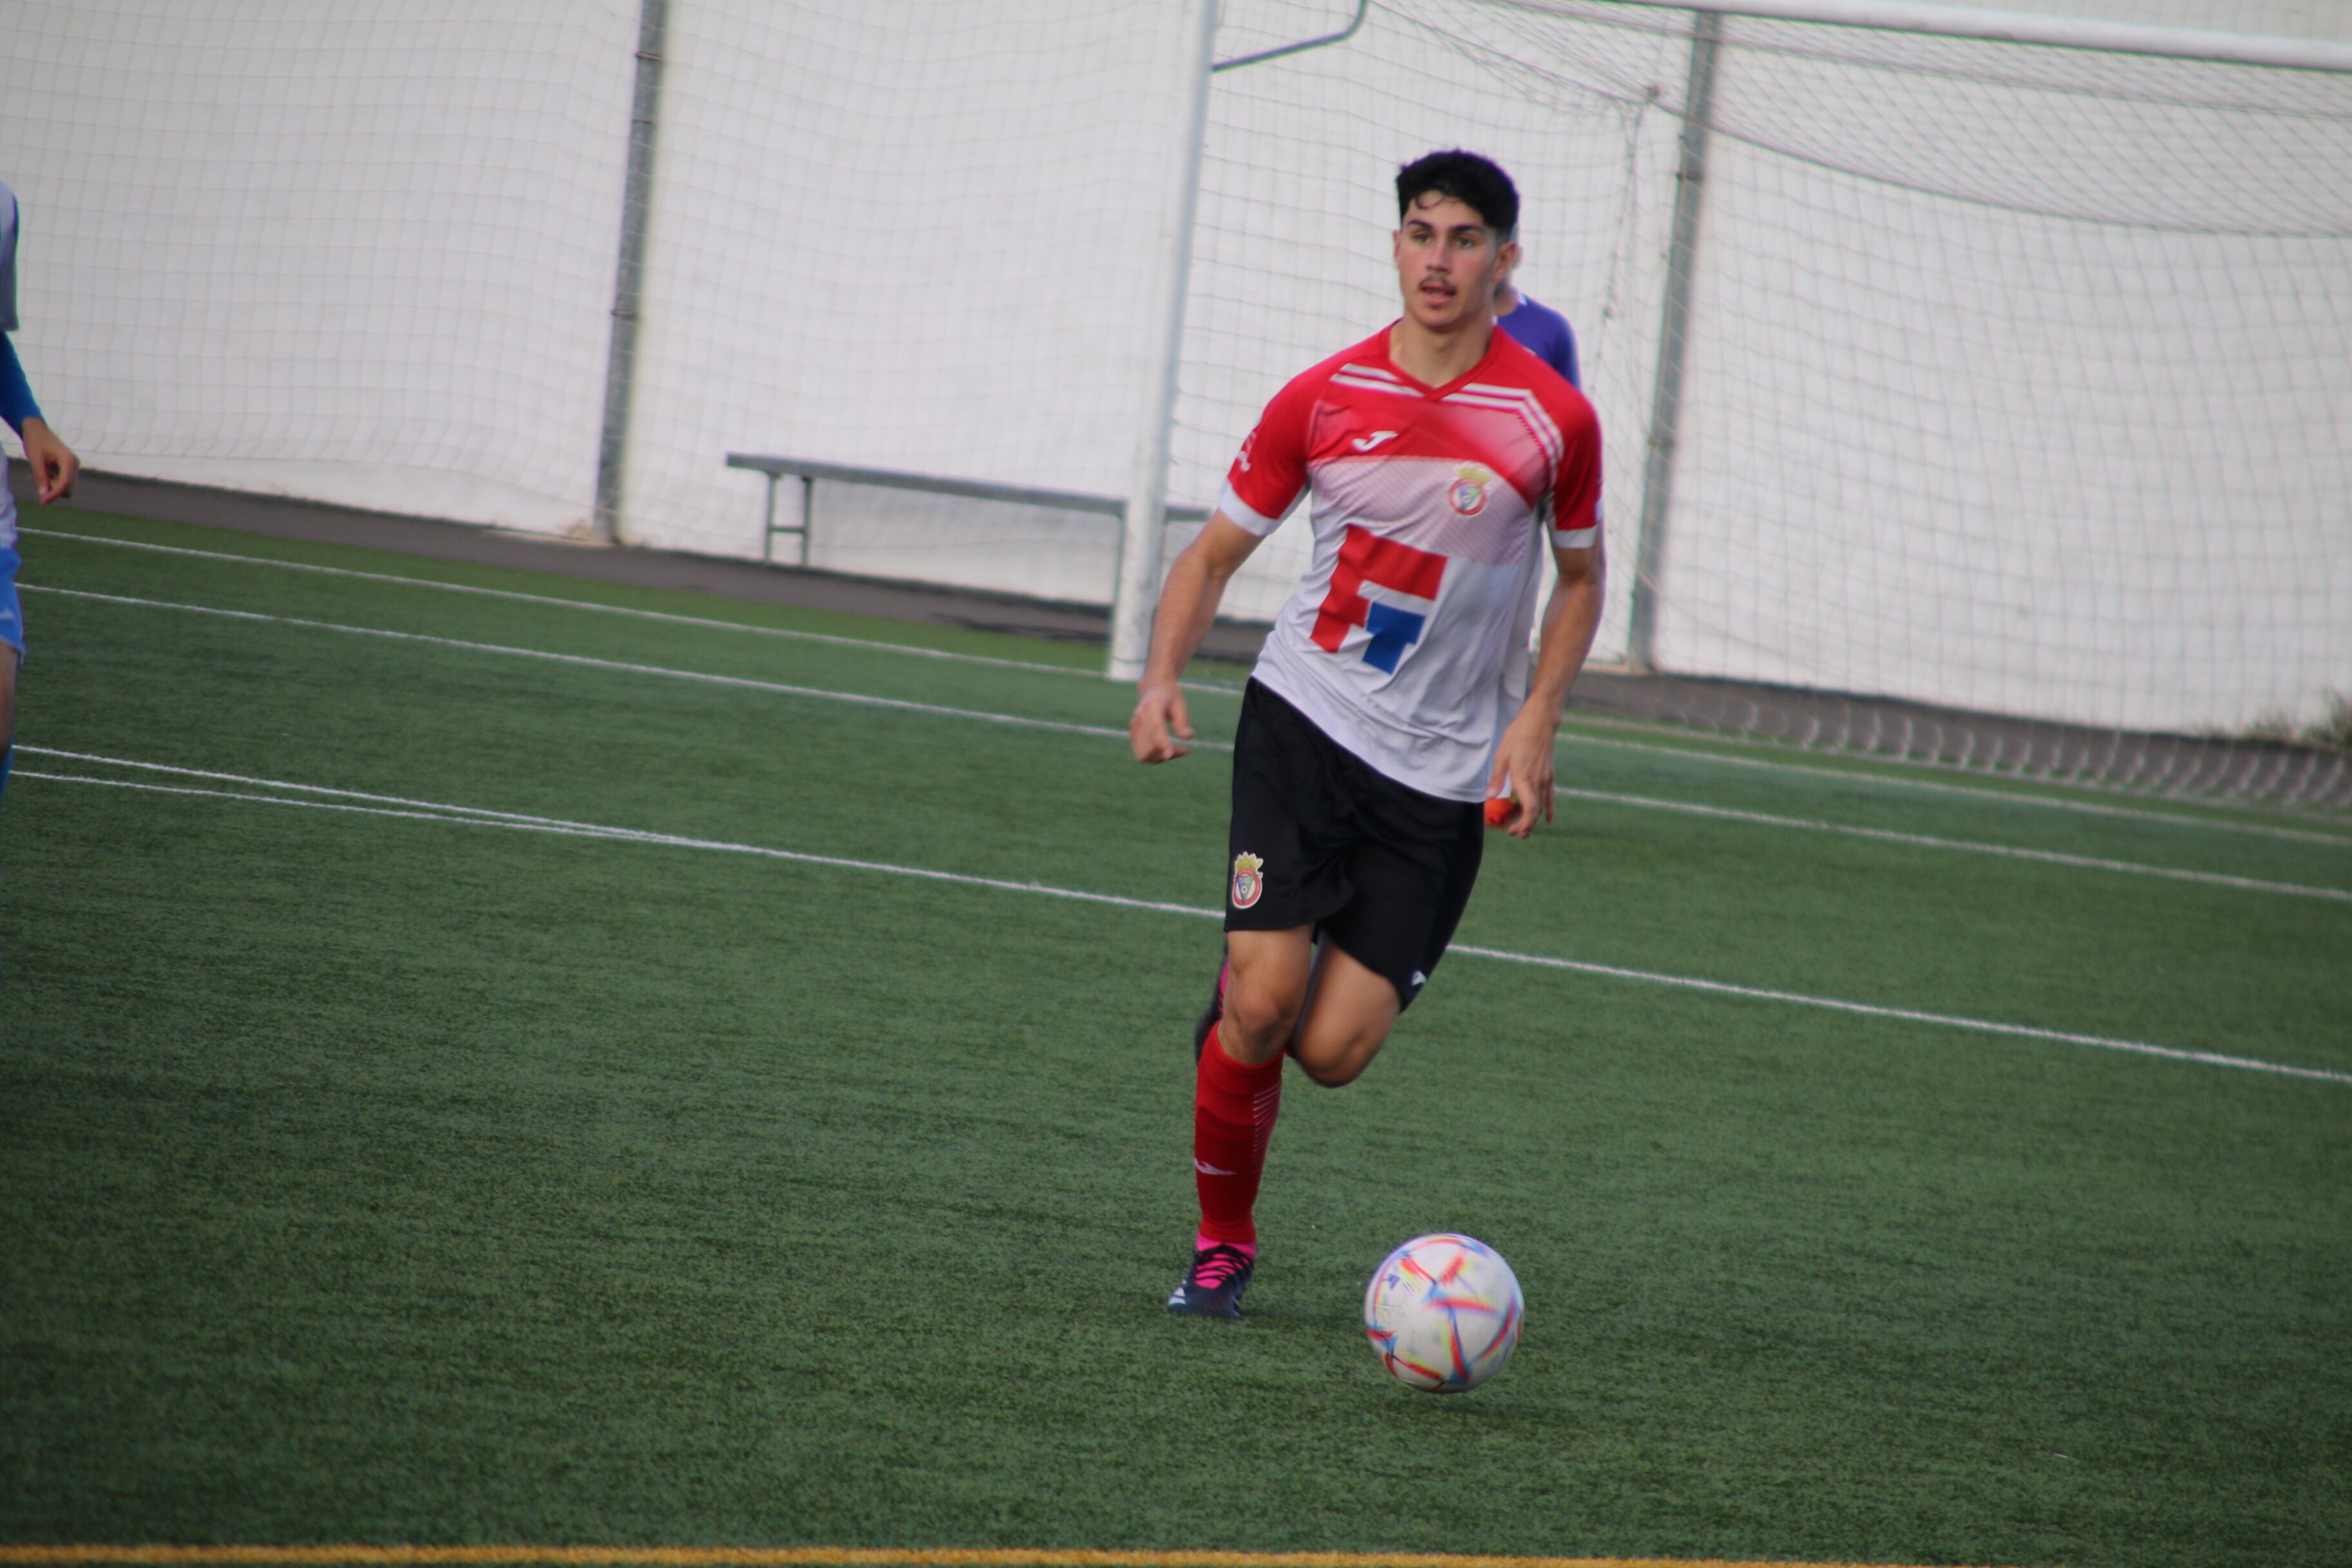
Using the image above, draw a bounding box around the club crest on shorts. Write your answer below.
[1230,851,1266,910]
[1449,462,1493,516]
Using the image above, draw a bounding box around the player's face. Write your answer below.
[1393,193,1513,334]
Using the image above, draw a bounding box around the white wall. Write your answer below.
[616,0,1189,586]
[2,0,638,531]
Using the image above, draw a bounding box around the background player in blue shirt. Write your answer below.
[1494,266,1579,389]
[1,179,83,814]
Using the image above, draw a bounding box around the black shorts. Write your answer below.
[1223,680,1484,1010]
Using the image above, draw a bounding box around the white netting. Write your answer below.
[1175,0,2352,735]
[4,0,2347,745]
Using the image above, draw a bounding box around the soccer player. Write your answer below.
[1130,151,1605,1318]
[1,178,83,818]
[1495,267,1580,389]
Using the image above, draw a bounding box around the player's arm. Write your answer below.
[1130,513,1269,763]
[1489,401,1607,838]
[0,333,75,504]
[1488,536,1605,838]
[1133,371,1313,763]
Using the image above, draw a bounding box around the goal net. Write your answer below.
[5,0,2347,796]
[1186,0,2352,788]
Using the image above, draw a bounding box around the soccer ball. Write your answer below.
[1362,1232,1523,1393]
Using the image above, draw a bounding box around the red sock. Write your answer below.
[1193,1022,1282,1250]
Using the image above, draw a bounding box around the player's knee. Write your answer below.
[1297,1051,1367,1089]
[1222,975,1302,1059]
[1294,1025,1387,1088]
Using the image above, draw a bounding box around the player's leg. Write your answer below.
[0,649,14,810]
[1,562,19,988]
[1170,683,1350,1318]
[1215,925,1314,1064]
[0,537,21,810]
[1291,781,1485,1088]
[1288,943,1401,1088]
[1171,923,1312,1313]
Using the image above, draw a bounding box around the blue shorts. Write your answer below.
[0,541,19,660]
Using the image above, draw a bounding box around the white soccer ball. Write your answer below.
[1362,1232,1524,1393]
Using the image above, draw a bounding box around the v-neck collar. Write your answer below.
[1375,320,1507,400]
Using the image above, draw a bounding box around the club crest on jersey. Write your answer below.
[1449,463,1493,516]
[1230,852,1266,910]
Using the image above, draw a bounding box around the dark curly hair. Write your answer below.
[1395,150,1519,239]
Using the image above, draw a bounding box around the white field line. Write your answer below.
[22,756,2350,1089]
[20,526,1246,695]
[1554,786,2352,903]
[7,768,1221,922]
[28,587,2352,905]
[35,524,2349,847]
[26,585,1135,746]
[1443,942,2352,1086]
[1559,728,2352,848]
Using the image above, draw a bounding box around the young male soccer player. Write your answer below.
[0,179,83,819]
[1129,151,1606,1318]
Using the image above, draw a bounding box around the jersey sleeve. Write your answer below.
[1549,396,1603,550]
[0,187,20,336]
[1215,366,1318,536]
[0,336,42,436]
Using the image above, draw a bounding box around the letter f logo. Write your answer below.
[1311,525,1447,674]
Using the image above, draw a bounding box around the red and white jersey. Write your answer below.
[1218,326,1602,802]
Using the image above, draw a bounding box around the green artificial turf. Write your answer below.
[3,514,2349,1567]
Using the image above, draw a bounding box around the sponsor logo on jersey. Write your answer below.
[1449,462,1493,516]
[1351,429,1400,452]
[1231,851,1266,910]
[1310,524,1448,674]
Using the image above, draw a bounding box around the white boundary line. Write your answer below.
[26,588,2352,904]
[21,757,2349,1089]
[1559,729,2352,848]
[19,527,1246,694]
[1554,785,2352,903]
[27,585,1136,745]
[35,524,2351,846]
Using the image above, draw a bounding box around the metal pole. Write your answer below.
[591,0,667,545]
[1106,0,1220,683]
[760,471,776,562]
[1625,9,1721,675]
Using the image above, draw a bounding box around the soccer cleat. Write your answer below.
[1192,957,1230,1062]
[1166,1242,1255,1318]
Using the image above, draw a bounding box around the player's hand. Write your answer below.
[1130,680,1194,763]
[21,418,78,504]
[1485,710,1558,839]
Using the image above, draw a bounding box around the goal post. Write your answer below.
[1163,0,2352,755]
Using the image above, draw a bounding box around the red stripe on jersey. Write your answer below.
[1310,524,1449,652]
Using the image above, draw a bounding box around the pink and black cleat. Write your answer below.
[1166,1242,1255,1319]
